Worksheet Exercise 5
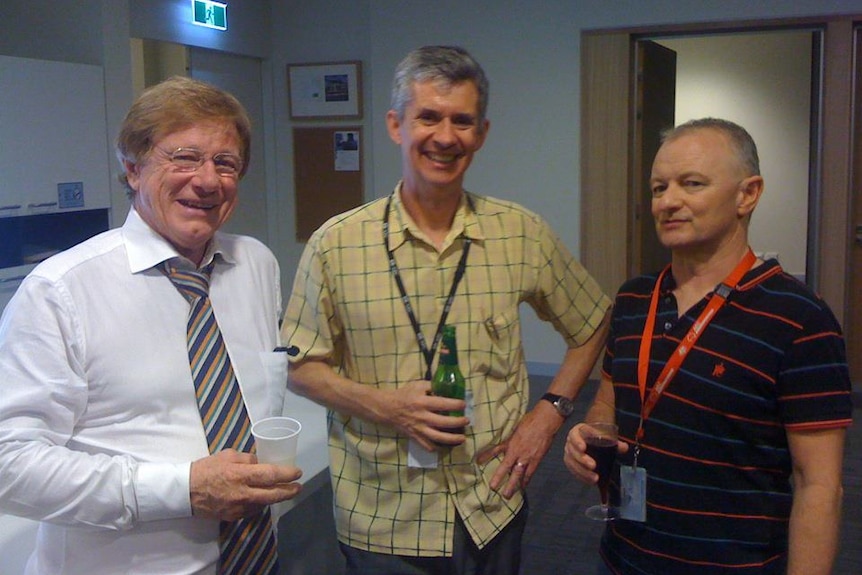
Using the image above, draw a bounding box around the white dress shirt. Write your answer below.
[0,209,287,574]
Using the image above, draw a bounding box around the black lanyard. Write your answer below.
[383,193,472,379]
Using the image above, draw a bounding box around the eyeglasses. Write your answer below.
[156,147,244,177]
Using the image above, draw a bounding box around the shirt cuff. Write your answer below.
[134,461,192,522]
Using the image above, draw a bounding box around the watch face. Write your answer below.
[557,397,575,417]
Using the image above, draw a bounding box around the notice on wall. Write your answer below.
[334,130,360,172]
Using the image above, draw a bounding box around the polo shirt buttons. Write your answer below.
[663,321,673,331]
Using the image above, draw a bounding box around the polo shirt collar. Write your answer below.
[662,257,782,295]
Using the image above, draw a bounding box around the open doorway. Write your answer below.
[581,17,858,383]
[629,31,814,281]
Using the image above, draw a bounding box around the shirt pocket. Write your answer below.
[472,307,521,381]
[259,351,289,417]
[234,350,288,421]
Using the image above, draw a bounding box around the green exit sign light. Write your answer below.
[192,0,227,31]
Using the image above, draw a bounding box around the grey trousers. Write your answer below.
[340,500,528,575]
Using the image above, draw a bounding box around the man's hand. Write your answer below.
[478,402,561,499]
[189,449,303,521]
[563,422,628,485]
[288,362,467,451]
[384,379,469,451]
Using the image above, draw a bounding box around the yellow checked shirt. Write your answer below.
[282,183,610,556]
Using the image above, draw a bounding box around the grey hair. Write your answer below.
[390,45,489,132]
[662,117,760,176]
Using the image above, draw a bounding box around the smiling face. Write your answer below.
[386,79,489,200]
[650,128,763,259]
[125,121,241,265]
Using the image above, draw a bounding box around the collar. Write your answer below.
[122,208,235,274]
[660,257,782,297]
[386,181,485,252]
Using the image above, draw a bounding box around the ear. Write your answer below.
[386,110,403,145]
[474,119,491,151]
[123,159,142,193]
[736,175,764,218]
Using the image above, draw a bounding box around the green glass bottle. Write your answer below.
[431,325,466,421]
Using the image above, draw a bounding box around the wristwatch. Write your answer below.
[541,393,575,419]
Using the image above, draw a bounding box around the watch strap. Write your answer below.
[541,392,574,418]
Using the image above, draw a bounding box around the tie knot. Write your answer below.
[162,262,212,302]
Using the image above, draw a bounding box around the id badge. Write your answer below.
[619,465,647,522]
[408,438,439,468]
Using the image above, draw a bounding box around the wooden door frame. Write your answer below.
[581,16,856,341]
[581,32,632,297]
[850,24,862,384]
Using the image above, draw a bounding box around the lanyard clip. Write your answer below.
[633,421,645,468]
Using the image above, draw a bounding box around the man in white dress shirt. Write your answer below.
[0,77,301,574]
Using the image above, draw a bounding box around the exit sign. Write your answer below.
[192,0,227,31]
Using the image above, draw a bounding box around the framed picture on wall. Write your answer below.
[287,61,362,120]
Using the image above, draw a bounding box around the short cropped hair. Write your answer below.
[662,117,760,176]
[390,45,489,132]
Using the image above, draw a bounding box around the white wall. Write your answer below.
[268,1,373,295]
[660,32,812,278]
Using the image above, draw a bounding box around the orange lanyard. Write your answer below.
[635,249,755,444]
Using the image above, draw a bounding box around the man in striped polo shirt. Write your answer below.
[565,118,853,575]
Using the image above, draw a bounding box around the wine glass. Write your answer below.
[579,422,619,521]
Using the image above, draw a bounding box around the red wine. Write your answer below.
[585,436,617,504]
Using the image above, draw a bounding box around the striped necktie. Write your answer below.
[162,261,279,575]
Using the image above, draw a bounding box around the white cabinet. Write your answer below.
[0,56,111,217]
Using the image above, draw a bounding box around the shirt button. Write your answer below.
[663,321,673,331]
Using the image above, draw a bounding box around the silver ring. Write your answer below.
[515,461,526,468]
